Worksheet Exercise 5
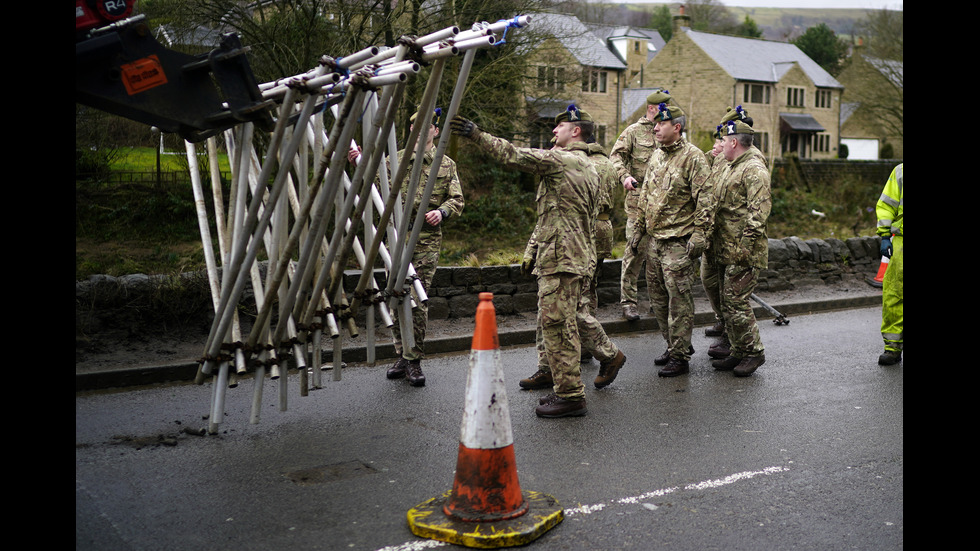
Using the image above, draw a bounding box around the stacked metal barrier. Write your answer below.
[182,16,532,432]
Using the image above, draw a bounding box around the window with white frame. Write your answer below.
[582,68,608,93]
[814,133,832,153]
[537,66,565,92]
[815,89,833,108]
[786,86,806,107]
[743,83,771,104]
[753,132,770,154]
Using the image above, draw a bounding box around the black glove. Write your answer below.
[627,231,644,255]
[449,115,477,137]
[520,255,535,277]
[880,236,893,258]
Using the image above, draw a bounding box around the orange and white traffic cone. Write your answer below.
[867,255,889,288]
[407,292,564,548]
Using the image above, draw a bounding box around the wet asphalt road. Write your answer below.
[76,306,902,550]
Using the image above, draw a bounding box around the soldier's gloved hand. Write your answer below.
[627,231,644,255]
[880,236,892,258]
[520,255,535,278]
[686,231,706,259]
[449,115,478,138]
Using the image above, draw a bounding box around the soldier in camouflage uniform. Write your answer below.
[627,103,711,377]
[708,120,770,377]
[700,124,728,341]
[610,89,675,321]
[385,110,464,386]
[523,108,626,390]
[450,106,625,418]
[703,106,765,362]
[583,140,616,316]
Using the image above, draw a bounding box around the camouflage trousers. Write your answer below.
[700,249,725,324]
[586,218,613,313]
[537,271,620,372]
[720,264,764,358]
[881,235,903,352]
[391,244,440,361]
[620,208,650,307]
[645,237,696,360]
[537,273,618,399]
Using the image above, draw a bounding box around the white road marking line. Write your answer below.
[375,466,790,550]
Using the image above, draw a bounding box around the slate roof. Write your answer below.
[530,13,626,70]
[620,87,666,121]
[588,24,666,64]
[684,29,843,89]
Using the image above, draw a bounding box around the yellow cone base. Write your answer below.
[407,490,564,548]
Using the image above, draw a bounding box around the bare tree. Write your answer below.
[684,0,738,34]
[843,8,903,138]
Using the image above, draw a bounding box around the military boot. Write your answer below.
[712,355,741,371]
[733,355,765,377]
[654,346,694,366]
[705,321,725,337]
[594,351,626,389]
[708,337,731,359]
[658,357,689,377]
[534,397,587,418]
[519,368,553,390]
[878,350,902,366]
[386,358,408,379]
[406,360,426,386]
[623,304,640,321]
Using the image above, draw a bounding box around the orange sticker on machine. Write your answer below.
[120,55,168,95]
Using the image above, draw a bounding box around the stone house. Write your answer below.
[521,13,665,149]
[640,13,844,160]
[837,52,903,160]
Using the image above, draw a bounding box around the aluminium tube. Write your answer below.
[242,85,363,353]
[199,88,297,380]
[261,88,367,348]
[390,47,479,324]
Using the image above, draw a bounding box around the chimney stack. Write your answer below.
[673,5,692,37]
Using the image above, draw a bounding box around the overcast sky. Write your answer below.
[634,0,903,9]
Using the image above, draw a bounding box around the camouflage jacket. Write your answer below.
[567,141,616,216]
[635,136,711,241]
[397,146,464,241]
[473,132,598,277]
[704,146,765,221]
[710,148,771,268]
[610,117,658,212]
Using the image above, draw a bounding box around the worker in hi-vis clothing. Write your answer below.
[876,163,903,366]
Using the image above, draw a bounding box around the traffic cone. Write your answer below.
[407,292,564,548]
[866,255,889,288]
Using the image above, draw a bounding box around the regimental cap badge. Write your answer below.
[654,102,683,122]
[725,120,754,135]
[555,104,593,124]
[720,105,750,124]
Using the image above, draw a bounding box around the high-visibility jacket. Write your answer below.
[876,164,903,239]
[877,164,903,351]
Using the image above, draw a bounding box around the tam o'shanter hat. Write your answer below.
[410,107,443,126]
[724,120,755,136]
[653,102,683,122]
[646,88,672,105]
[555,104,593,124]
[720,105,750,125]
